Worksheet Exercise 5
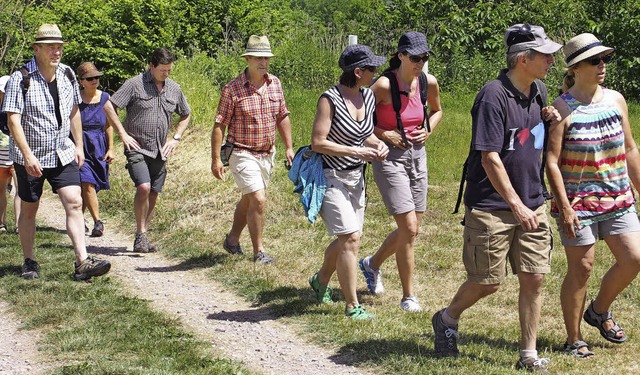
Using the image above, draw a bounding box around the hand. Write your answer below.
[104,149,114,164]
[384,129,411,149]
[285,147,295,167]
[560,206,581,239]
[512,203,539,232]
[407,126,427,144]
[161,139,179,158]
[119,131,141,151]
[211,159,225,179]
[354,146,381,162]
[542,106,561,125]
[24,153,43,177]
[375,141,389,160]
[75,147,85,169]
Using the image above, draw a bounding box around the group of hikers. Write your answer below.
[2,22,640,373]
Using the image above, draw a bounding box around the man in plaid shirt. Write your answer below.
[211,35,294,264]
[2,24,111,280]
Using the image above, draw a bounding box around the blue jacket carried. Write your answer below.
[288,146,326,223]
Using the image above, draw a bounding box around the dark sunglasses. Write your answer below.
[506,24,535,47]
[586,54,612,65]
[407,54,429,63]
[361,66,377,72]
[82,76,100,81]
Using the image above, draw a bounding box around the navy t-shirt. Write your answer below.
[464,69,547,211]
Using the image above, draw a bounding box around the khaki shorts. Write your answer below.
[320,167,365,236]
[372,144,428,215]
[229,150,275,195]
[462,205,552,284]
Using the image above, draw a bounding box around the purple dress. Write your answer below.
[79,91,110,191]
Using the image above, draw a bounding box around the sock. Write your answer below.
[520,349,537,359]
[442,308,459,326]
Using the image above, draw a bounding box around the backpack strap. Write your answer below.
[19,66,30,101]
[382,70,409,147]
[418,72,431,133]
[64,67,76,86]
[534,80,553,200]
[452,146,470,214]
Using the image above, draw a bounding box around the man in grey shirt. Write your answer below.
[110,48,191,252]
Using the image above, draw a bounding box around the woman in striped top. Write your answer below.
[308,44,388,320]
[546,33,640,357]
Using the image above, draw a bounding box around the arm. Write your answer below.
[69,104,85,168]
[162,113,190,158]
[103,100,140,151]
[7,112,42,177]
[481,151,539,231]
[407,74,444,144]
[276,115,294,166]
[104,115,114,163]
[311,97,383,161]
[545,99,579,238]
[370,76,408,149]
[614,92,640,190]
[211,122,225,179]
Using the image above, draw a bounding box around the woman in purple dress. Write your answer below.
[76,62,139,237]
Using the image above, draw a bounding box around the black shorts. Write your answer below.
[14,160,81,202]
[125,150,167,192]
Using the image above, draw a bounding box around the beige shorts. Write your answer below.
[462,205,552,284]
[320,167,365,236]
[229,150,275,195]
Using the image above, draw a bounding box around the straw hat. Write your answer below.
[564,33,614,67]
[34,24,65,44]
[76,62,104,79]
[241,35,275,57]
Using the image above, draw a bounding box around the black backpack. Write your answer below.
[381,70,431,147]
[0,66,75,135]
[452,80,552,214]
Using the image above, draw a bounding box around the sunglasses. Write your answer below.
[407,54,429,63]
[82,76,100,81]
[361,66,377,72]
[585,54,612,65]
[506,24,535,47]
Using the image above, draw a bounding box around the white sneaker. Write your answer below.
[400,296,422,312]
[359,256,384,295]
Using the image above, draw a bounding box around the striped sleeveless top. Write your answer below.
[320,86,376,170]
[550,88,635,224]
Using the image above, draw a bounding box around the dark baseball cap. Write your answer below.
[338,44,386,72]
[397,31,432,56]
[505,24,562,54]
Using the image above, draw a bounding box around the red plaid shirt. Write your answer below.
[215,70,289,156]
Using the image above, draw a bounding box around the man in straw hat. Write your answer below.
[1,24,111,280]
[211,35,294,264]
[110,48,191,253]
[432,23,562,371]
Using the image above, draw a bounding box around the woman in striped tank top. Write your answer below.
[308,44,388,320]
[546,34,640,357]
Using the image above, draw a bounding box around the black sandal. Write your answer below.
[563,340,594,358]
[583,301,627,344]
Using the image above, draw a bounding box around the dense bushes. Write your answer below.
[1,0,639,98]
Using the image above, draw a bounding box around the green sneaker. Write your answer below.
[309,273,332,303]
[345,305,374,320]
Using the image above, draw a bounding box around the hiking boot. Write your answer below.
[515,357,550,373]
[73,256,111,281]
[359,256,384,294]
[133,232,157,253]
[91,220,104,237]
[223,234,243,255]
[432,308,460,357]
[309,273,332,304]
[345,305,374,320]
[21,258,40,280]
[253,251,275,264]
[400,296,423,312]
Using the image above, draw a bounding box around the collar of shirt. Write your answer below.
[498,68,539,102]
[240,68,272,89]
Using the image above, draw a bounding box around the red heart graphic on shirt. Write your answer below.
[517,128,530,146]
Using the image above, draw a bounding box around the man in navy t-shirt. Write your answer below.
[432,24,562,372]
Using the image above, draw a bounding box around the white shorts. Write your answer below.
[229,150,275,195]
[320,167,365,236]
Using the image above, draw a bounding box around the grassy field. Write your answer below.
[2,57,640,374]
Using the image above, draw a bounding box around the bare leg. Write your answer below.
[18,200,39,260]
[134,183,151,233]
[517,272,544,351]
[243,190,267,255]
[335,232,361,311]
[146,191,159,230]
[58,185,88,263]
[0,175,8,226]
[560,245,594,347]
[12,172,20,228]
[447,280,500,319]
[317,238,339,286]
[227,194,249,245]
[81,182,101,222]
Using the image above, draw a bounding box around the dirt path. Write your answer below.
[16,195,366,375]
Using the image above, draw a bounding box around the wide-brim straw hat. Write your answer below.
[564,33,614,67]
[76,62,104,79]
[241,35,275,57]
[34,24,65,44]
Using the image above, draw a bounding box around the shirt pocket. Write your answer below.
[268,97,281,120]
[138,95,156,110]
[162,94,178,114]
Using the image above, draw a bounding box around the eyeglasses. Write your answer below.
[586,54,612,66]
[506,24,535,47]
[82,76,100,81]
[361,66,377,72]
[407,54,429,63]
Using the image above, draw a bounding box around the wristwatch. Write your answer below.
[173,134,182,141]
